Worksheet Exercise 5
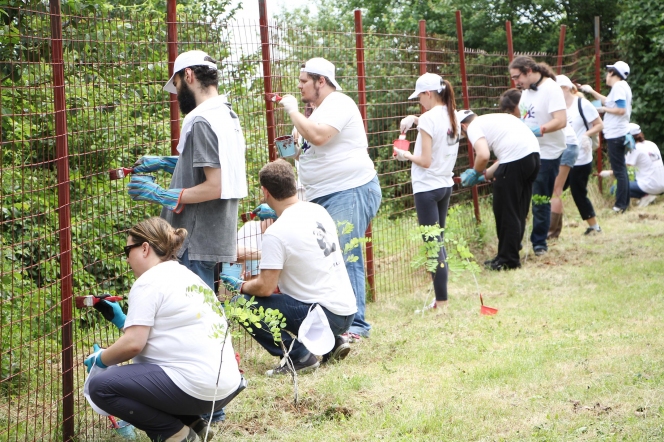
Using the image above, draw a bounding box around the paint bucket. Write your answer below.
[275,135,298,158]
[114,420,136,440]
[480,294,498,316]
[393,136,409,151]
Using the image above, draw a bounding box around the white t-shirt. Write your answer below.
[625,141,664,195]
[602,81,632,139]
[568,97,600,166]
[563,123,578,146]
[298,92,377,201]
[125,260,241,401]
[259,202,357,316]
[466,113,540,163]
[411,106,460,193]
[518,78,567,159]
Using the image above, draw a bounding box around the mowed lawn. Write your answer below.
[216,202,664,442]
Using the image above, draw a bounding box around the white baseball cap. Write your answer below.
[408,73,445,99]
[301,58,342,91]
[606,61,630,80]
[456,109,475,124]
[628,123,641,136]
[163,50,218,94]
[556,75,574,89]
[298,305,335,356]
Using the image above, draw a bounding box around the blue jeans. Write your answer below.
[607,136,629,210]
[179,249,216,291]
[235,294,354,361]
[531,157,561,251]
[629,181,647,199]
[311,175,382,337]
[560,143,579,168]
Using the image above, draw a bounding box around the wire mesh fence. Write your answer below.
[0,3,619,440]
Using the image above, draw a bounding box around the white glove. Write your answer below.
[400,115,416,133]
[279,94,298,114]
[580,135,592,152]
[393,147,409,161]
[599,170,613,178]
[579,84,593,94]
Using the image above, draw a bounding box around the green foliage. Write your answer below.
[337,221,370,263]
[532,194,551,205]
[617,0,664,147]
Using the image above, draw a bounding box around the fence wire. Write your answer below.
[0,5,619,440]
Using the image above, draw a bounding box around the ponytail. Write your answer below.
[431,79,458,138]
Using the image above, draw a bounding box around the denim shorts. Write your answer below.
[560,143,579,167]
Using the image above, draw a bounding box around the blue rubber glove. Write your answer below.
[83,344,107,373]
[460,168,486,187]
[220,274,243,292]
[133,156,179,174]
[624,133,636,152]
[127,175,184,212]
[529,126,543,137]
[251,203,277,220]
[93,298,127,330]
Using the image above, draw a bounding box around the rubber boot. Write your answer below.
[547,212,563,239]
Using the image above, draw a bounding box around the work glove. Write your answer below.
[529,126,543,137]
[93,295,127,330]
[252,203,277,220]
[83,344,107,373]
[127,175,184,213]
[578,84,594,94]
[133,156,178,175]
[393,147,409,161]
[599,170,613,178]
[460,168,486,187]
[279,94,299,114]
[220,274,243,293]
[624,133,636,152]
[400,115,416,133]
[580,135,592,152]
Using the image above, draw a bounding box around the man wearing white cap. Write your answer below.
[221,160,357,375]
[600,123,664,207]
[579,61,633,212]
[277,57,381,340]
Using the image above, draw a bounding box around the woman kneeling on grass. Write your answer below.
[395,73,460,311]
[85,217,245,442]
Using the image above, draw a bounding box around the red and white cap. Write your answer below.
[163,50,218,94]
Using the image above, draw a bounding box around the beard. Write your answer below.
[177,81,197,114]
[302,83,321,104]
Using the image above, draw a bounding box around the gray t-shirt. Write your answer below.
[161,116,238,263]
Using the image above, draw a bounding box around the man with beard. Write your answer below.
[276,58,381,341]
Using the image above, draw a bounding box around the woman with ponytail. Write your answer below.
[396,73,460,311]
[85,217,245,442]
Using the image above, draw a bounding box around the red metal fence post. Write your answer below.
[594,16,604,192]
[259,0,277,162]
[167,0,180,155]
[48,1,74,440]
[456,11,481,223]
[506,20,515,87]
[556,24,567,74]
[354,9,375,301]
[418,20,427,113]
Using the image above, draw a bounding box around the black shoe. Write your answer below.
[487,260,521,271]
[533,248,547,256]
[322,335,351,364]
[190,418,213,441]
[483,257,499,267]
[583,226,602,235]
[266,353,320,376]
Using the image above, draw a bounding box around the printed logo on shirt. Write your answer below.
[313,222,337,257]
[520,103,535,121]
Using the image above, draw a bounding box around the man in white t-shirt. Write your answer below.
[277,58,381,340]
[580,61,633,212]
[221,160,357,376]
[509,56,567,256]
[458,109,540,270]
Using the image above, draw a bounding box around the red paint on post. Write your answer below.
[259,0,277,162]
[506,21,515,88]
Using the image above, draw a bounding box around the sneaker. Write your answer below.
[487,260,521,271]
[266,353,320,376]
[321,335,351,364]
[341,332,363,343]
[190,418,213,441]
[612,206,626,213]
[638,195,656,207]
[583,226,602,235]
[534,248,547,256]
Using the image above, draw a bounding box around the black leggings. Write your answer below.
[413,186,452,301]
[564,162,596,220]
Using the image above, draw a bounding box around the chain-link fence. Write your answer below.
[0,2,620,439]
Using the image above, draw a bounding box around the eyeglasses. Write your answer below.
[123,243,143,258]
[510,73,522,81]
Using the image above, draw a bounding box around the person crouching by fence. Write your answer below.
[220,160,357,376]
[457,105,540,271]
[393,73,460,312]
[84,217,245,442]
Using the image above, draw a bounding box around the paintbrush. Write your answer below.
[108,167,134,180]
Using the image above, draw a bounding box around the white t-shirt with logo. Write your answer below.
[125,260,241,401]
[602,80,632,139]
[411,105,460,193]
[518,78,567,159]
[259,202,357,316]
[568,97,600,166]
[467,113,540,163]
[625,141,664,195]
[298,92,377,201]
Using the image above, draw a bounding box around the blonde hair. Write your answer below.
[128,217,186,261]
